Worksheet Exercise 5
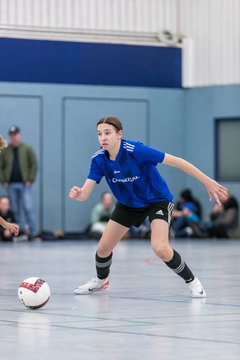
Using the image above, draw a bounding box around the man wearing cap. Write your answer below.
[0,126,38,238]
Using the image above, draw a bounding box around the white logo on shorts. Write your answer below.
[156,210,164,216]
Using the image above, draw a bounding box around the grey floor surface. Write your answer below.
[0,238,239,360]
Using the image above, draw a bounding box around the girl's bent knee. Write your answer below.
[152,243,173,261]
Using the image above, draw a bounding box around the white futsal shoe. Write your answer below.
[187,277,206,298]
[74,277,109,295]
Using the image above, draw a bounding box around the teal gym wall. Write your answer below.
[184,85,240,217]
[0,82,240,231]
[0,83,184,231]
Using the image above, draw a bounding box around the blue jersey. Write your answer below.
[88,139,173,208]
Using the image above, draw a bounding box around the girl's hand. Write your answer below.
[69,186,83,200]
[205,178,228,206]
[69,180,96,201]
[4,222,19,236]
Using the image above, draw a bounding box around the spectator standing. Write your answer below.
[0,126,38,238]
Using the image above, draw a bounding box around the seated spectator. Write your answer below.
[172,202,201,238]
[130,218,151,239]
[171,189,202,238]
[202,191,239,238]
[89,192,115,239]
[173,189,202,220]
[0,135,19,239]
[0,196,17,241]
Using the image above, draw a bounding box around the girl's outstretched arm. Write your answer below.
[69,179,96,201]
[163,153,228,206]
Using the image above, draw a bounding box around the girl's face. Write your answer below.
[97,123,122,150]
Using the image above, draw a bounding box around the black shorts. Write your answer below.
[110,201,174,228]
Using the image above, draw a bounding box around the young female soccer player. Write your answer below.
[0,135,19,236]
[69,116,227,297]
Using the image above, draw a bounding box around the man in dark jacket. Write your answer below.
[0,126,38,237]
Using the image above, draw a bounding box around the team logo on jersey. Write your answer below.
[111,176,140,183]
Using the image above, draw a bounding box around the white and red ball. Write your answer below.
[18,277,51,309]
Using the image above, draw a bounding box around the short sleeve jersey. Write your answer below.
[88,139,173,208]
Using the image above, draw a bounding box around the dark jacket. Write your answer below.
[210,196,239,229]
[0,143,37,183]
[209,196,239,238]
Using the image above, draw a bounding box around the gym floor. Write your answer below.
[0,239,239,360]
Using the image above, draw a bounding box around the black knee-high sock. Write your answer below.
[165,249,194,283]
[96,252,113,280]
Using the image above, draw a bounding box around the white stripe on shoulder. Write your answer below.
[123,141,135,152]
[123,147,134,152]
[124,141,135,148]
[92,149,105,158]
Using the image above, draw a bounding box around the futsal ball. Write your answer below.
[18,277,51,309]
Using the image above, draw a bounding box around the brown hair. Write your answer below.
[0,135,7,152]
[97,116,123,132]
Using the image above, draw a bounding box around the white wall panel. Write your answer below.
[0,0,240,86]
[180,0,240,86]
[0,0,177,31]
